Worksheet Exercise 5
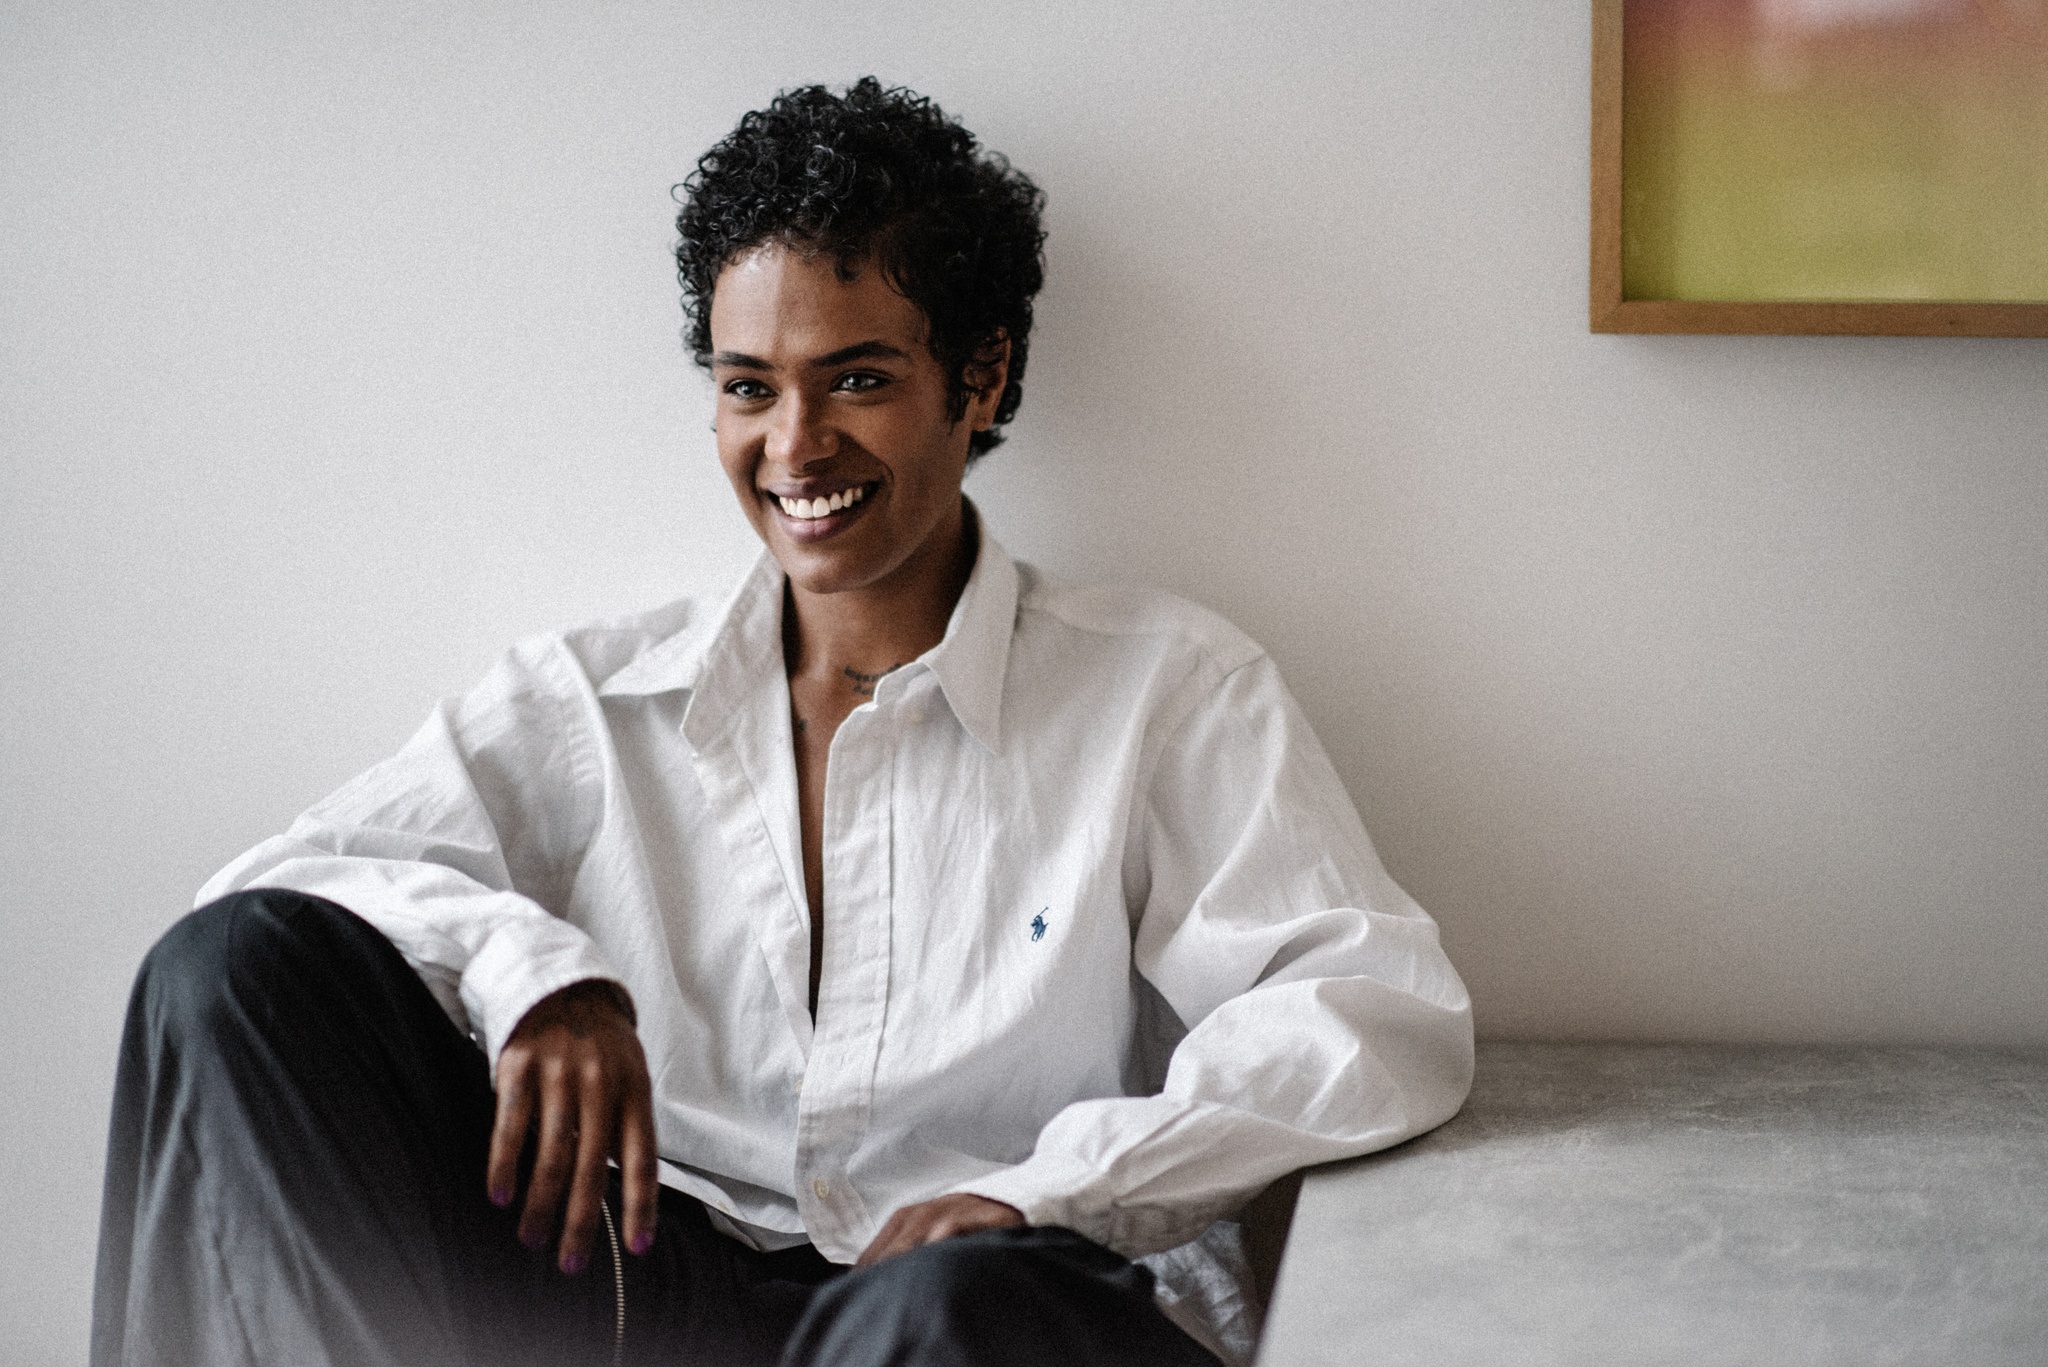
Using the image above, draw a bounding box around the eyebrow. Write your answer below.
[711,339,912,371]
[812,340,911,367]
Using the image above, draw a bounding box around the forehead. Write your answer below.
[708,244,927,361]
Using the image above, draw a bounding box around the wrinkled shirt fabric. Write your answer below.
[201,524,1474,1363]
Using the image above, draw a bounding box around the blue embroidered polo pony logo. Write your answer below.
[1030,909,1049,941]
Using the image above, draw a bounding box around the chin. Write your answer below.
[773,544,890,598]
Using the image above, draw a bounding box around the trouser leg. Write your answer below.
[619,1188,841,1366]
[777,1225,1224,1367]
[89,889,1221,1367]
[89,888,615,1367]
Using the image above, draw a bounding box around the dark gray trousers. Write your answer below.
[91,889,1222,1367]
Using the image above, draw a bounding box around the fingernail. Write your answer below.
[520,1230,546,1251]
[630,1230,653,1256]
[489,1186,512,1208]
[561,1251,586,1275]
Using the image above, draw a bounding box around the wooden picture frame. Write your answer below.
[1591,0,2048,337]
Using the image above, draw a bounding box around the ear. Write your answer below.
[961,332,1011,431]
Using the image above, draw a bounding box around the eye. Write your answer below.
[721,377,772,401]
[832,370,890,394]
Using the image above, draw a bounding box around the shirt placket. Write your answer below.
[793,686,899,1256]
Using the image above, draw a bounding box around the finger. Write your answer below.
[860,1207,935,1267]
[486,1051,535,1211]
[924,1208,989,1244]
[916,1197,1023,1249]
[556,1077,613,1274]
[618,1080,659,1256]
[856,1210,913,1267]
[518,1060,575,1249]
[857,1228,911,1266]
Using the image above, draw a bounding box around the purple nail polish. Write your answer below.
[630,1230,653,1256]
[520,1230,546,1251]
[489,1186,512,1208]
[562,1251,586,1275]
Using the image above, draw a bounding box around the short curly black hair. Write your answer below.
[675,78,1046,459]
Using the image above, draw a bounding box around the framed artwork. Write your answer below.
[1592,0,2048,335]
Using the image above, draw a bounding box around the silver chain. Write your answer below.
[598,1195,626,1367]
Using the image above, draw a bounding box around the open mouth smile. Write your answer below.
[768,480,879,538]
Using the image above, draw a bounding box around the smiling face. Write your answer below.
[709,244,1004,602]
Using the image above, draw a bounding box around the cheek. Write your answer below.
[875,406,968,493]
[712,419,747,477]
[715,433,763,507]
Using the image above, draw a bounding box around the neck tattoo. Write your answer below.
[842,663,909,698]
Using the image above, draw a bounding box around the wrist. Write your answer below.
[570,977,637,1026]
[525,977,637,1030]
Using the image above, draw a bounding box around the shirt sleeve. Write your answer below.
[196,642,625,1068]
[959,653,1475,1257]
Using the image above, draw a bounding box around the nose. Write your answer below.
[765,392,837,470]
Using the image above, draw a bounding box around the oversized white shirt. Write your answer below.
[200,524,1473,1362]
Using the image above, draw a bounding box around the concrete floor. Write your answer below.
[1258,1042,2048,1366]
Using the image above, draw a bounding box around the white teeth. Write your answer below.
[777,486,868,520]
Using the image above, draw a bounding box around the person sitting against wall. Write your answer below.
[89,77,1474,1367]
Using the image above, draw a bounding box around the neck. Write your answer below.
[783,500,978,685]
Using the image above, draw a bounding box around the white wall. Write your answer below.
[5,1,2045,1359]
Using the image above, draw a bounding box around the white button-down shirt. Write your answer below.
[201,524,1473,1361]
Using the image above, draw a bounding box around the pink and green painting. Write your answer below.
[1623,0,2048,302]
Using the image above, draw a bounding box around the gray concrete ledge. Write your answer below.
[1258,1042,2048,1366]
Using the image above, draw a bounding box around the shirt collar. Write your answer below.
[920,509,1018,754]
[660,503,1019,754]
[593,551,776,703]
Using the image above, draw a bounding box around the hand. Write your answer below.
[856,1193,1025,1267]
[487,979,658,1273]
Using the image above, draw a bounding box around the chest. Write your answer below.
[627,670,1154,970]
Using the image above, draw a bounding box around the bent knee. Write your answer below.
[862,1226,1138,1310]
[138,889,366,1033]
[791,1230,1168,1367]
[150,887,354,975]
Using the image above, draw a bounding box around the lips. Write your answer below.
[765,479,879,538]
[777,482,869,520]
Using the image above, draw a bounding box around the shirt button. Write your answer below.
[813,1178,832,1200]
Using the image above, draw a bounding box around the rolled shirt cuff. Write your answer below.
[460,916,632,1068]
[951,1154,1205,1259]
